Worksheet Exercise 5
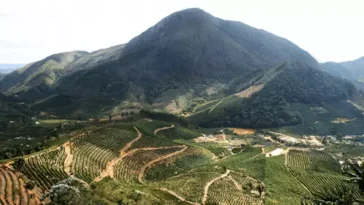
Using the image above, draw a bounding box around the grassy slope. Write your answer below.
[274,101,364,136]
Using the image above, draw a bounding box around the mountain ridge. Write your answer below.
[0,8,359,129]
[321,56,364,91]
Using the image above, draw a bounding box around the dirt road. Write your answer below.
[202,169,231,204]
[63,141,73,175]
[154,124,175,135]
[94,127,142,182]
[158,188,200,205]
[138,145,187,184]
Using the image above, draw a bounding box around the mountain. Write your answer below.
[35,8,325,116]
[0,73,4,81]
[321,57,364,91]
[2,8,360,130]
[0,44,125,99]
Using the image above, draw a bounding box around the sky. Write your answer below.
[0,0,363,64]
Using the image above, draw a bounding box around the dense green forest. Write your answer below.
[191,63,356,128]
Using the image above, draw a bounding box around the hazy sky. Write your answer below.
[1,0,363,64]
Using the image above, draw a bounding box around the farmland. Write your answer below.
[0,119,363,204]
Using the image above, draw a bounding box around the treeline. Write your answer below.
[139,109,188,126]
[195,95,302,128]
[0,122,86,160]
[262,62,356,104]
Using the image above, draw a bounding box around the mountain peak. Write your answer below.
[148,8,217,36]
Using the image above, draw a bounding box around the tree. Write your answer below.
[256,183,265,198]
[343,161,364,193]
[301,186,357,205]
[14,158,25,171]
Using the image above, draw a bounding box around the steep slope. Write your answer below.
[0,73,5,81]
[45,8,321,117]
[0,44,125,100]
[188,62,357,128]
[0,51,88,98]
[61,44,125,76]
[321,57,364,91]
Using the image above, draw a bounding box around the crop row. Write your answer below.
[0,168,40,205]
[22,149,67,190]
[145,147,210,181]
[207,177,263,205]
[114,148,181,183]
[129,135,176,149]
[161,171,222,202]
[72,142,116,183]
[289,170,364,200]
[69,128,138,182]
[78,128,136,152]
[287,150,340,172]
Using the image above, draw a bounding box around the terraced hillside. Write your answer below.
[0,120,363,204]
[286,149,364,201]
[0,168,41,205]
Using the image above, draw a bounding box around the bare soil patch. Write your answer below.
[234,84,264,98]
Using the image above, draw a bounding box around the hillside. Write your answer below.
[321,57,364,91]
[1,119,363,205]
[0,51,88,99]
[0,44,125,100]
[36,8,326,117]
[0,93,32,130]
[188,62,358,130]
[0,8,358,130]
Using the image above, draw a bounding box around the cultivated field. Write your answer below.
[0,120,362,204]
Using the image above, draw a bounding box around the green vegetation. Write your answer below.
[1,8,364,205]
[145,147,212,181]
[273,102,364,135]
[22,149,68,189]
[189,62,356,129]
[0,51,87,99]
[1,119,363,204]
[287,149,341,173]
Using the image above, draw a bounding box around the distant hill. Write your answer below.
[0,51,88,99]
[321,57,364,91]
[0,44,125,99]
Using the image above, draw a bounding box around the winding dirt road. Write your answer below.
[95,125,188,183]
[154,124,175,135]
[138,145,187,184]
[202,169,231,205]
[228,175,242,191]
[63,141,74,176]
[158,188,200,205]
[94,126,142,182]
